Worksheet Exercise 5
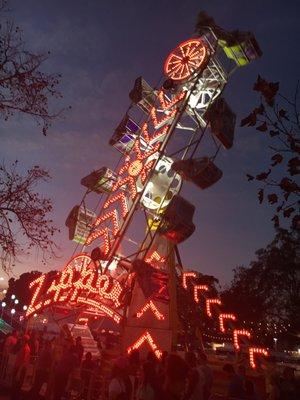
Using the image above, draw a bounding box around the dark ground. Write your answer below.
[0,386,10,399]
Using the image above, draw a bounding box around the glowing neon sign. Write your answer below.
[179,271,267,368]
[182,271,197,289]
[135,300,165,321]
[145,251,166,264]
[206,298,221,317]
[233,329,251,350]
[219,313,236,333]
[127,331,162,359]
[193,284,208,303]
[26,254,123,324]
[249,347,269,369]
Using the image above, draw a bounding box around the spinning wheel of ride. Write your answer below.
[164,38,209,81]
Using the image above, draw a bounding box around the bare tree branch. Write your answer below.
[0,4,64,135]
[0,162,58,273]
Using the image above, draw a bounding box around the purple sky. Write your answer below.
[1,0,299,286]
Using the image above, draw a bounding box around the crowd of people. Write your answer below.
[107,350,213,400]
[0,329,87,400]
[0,329,299,400]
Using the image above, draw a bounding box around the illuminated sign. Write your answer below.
[193,284,208,303]
[145,251,166,264]
[179,270,268,369]
[135,300,165,321]
[182,271,197,289]
[26,254,123,324]
[127,331,162,359]
[233,329,251,350]
[249,347,269,369]
[219,313,236,333]
[205,298,221,317]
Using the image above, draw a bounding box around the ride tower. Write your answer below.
[26,13,269,368]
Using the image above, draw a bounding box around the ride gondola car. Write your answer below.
[195,11,262,66]
[158,195,195,243]
[65,205,96,244]
[81,167,117,194]
[172,157,222,189]
[109,115,140,154]
[205,97,236,149]
[129,76,158,114]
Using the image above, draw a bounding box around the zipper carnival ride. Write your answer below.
[26,13,268,369]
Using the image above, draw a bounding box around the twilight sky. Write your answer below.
[1,0,300,286]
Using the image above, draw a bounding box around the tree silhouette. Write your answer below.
[221,228,300,345]
[3,269,57,310]
[0,1,63,273]
[0,161,58,273]
[241,76,300,228]
[0,0,63,135]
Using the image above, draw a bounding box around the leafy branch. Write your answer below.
[241,76,300,228]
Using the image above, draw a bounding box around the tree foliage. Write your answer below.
[221,228,300,343]
[0,161,58,273]
[0,0,63,135]
[3,269,57,311]
[242,76,300,228]
[3,270,41,310]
